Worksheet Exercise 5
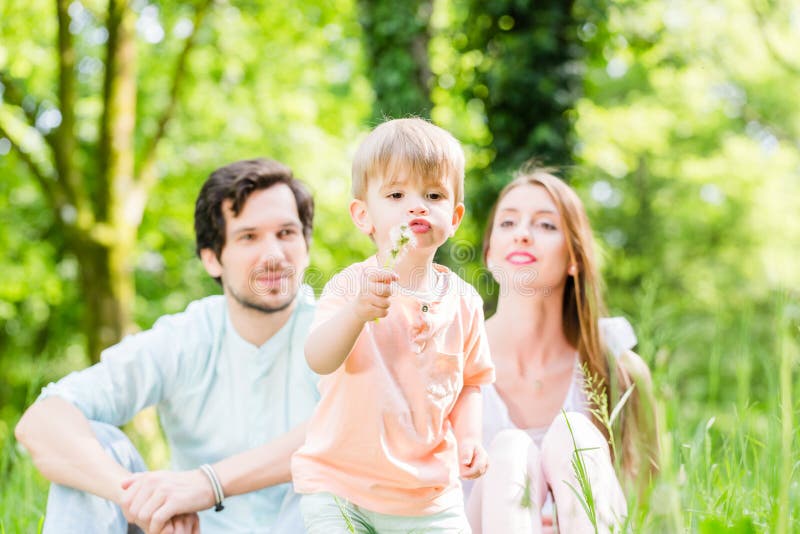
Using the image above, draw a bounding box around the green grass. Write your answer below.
[553,383,797,533]
[0,438,47,533]
[624,293,798,532]
[1,295,797,532]
[2,382,796,532]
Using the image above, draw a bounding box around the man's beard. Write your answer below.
[227,283,298,314]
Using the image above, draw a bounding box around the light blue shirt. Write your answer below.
[40,286,319,532]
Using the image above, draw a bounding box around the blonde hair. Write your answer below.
[483,164,651,485]
[351,118,465,202]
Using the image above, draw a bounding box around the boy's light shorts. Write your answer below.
[299,491,472,534]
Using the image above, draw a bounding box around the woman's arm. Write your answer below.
[618,350,661,488]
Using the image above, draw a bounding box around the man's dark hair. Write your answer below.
[194,158,314,260]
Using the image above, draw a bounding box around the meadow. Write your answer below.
[2,290,796,533]
[1,0,798,531]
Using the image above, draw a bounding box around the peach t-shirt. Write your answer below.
[292,257,495,516]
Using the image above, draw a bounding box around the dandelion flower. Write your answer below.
[387,224,416,267]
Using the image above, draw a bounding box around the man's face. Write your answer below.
[202,184,310,314]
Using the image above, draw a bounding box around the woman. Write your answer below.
[465,166,659,533]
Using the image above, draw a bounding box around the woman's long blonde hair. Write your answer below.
[483,165,648,484]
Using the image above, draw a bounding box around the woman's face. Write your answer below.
[486,184,571,295]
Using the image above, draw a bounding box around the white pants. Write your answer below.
[466,412,627,533]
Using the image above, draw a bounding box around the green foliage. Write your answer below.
[358,0,433,120]
[569,0,800,415]
[0,438,47,532]
[0,0,373,413]
[457,0,577,169]
[699,517,757,534]
[430,0,580,242]
[0,154,85,432]
[0,0,798,531]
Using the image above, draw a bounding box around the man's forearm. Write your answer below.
[118,421,310,527]
[15,396,131,504]
[214,421,307,497]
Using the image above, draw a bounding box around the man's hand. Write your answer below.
[159,513,200,534]
[351,267,397,322]
[120,469,214,533]
[458,438,489,479]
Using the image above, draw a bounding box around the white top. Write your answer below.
[482,357,588,448]
[463,317,637,500]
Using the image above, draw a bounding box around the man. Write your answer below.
[16,158,318,533]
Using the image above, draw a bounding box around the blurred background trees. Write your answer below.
[0,0,371,420]
[1,0,212,366]
[1,0,798,530]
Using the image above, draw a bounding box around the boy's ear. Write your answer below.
[349,198,374,236]
[200,248,224,278]
[449,202,466,236]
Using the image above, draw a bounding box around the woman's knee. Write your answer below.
[545,412,606,447]
[541,414,627,531]
[488,429,538,472]
[489,429,533,456]
[541,412,609,465]
[487,429,545,501]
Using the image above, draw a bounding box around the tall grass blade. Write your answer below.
[562,410,599,534]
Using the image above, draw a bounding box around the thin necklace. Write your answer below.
[529,351,579,392]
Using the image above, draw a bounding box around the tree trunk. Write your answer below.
[359,0,434,120]
[0,0,226,363]
[74,231,136,361]
[465,0,577,169]
[72,0,139,363]
[462,0,579,222]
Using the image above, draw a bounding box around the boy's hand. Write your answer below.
[351,267,398,322]
[458,438,489,479]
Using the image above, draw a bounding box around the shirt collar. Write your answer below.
[223,284,313,354]
[363,256,453,305]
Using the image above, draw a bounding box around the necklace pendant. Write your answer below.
[532,378,543,391]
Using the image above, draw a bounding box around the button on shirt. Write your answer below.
[39,287,319,533]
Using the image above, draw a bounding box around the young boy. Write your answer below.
[292,118,495,533]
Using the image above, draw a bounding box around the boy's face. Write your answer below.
[350,169,465,256]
